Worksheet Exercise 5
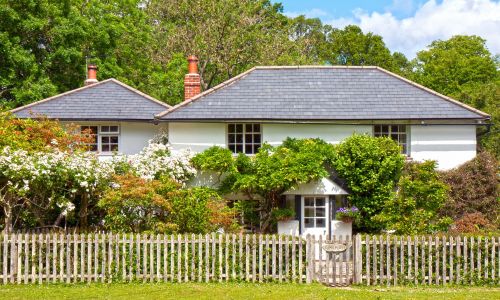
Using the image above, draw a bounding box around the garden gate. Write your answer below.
[307,235,361,286]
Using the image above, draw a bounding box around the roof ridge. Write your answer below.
[374,67,490,119]
[254,65,378,69]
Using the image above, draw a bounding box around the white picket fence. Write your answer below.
[0,233,498,285]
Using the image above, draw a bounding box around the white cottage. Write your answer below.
[12,57,490,236]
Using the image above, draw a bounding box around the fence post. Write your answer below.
[306,234,312,283]
[354,234,362,284]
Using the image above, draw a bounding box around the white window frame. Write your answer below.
[303,196,327,229]
[227,123,262,155]
[373,124,409,154]
[80,125,120,154]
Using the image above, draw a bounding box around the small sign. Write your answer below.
[322,242,347,253]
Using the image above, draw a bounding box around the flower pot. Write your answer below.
[340,217,354,223]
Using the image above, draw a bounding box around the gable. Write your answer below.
[12,79,170,121]
[158,66,489,121]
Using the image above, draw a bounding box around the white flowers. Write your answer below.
[114,141,196,183]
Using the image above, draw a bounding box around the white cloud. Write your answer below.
[326,0,500,58]
[385,0,416,15]
[284,8,329,19]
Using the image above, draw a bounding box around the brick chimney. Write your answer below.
[84,64,98,86]
[184,55,201,100]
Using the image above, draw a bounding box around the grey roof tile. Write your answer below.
[159,67,488,121]
[13,79,170,121]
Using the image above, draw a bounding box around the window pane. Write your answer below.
[391,125,399,132]
[304,208,314,217]
[253,145,260,154]
[228,134,235,143]
[316,218,325,227]
[110,136,118,143]
[236,134,243,143]
[90,145,98,152]
[304,218,314,228]
[101,126,110,132]
[245,145,253,154]
[381,125,389,133]
[254,134,261,144]
[315,198,325,206]
[236,145,243,153]
[101,145,110,152]
[245,124,253,132]
[110,144,118,151]
[109,126,119,133]
[304,198,314,206]
[253,124,260,132]
[374,125,381,133]
[228,144,236,153]
[316,207,325,217]
[391,133,398,140]
[236,124,243,133]
[228,124,235,132]
[101,136,109,143]
[245,134,252,143]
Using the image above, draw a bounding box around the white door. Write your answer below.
[301,196,329,237]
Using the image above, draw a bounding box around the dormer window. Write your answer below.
[374,124,408,154]
[227,123,261,154]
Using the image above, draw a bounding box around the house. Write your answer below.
[11,64,170,156]
[12,56,490,236]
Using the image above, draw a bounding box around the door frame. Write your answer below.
[300,195,330,237]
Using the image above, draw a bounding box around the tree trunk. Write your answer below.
[2,204,13,234]
[79,194,88,228]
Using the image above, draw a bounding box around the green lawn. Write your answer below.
[0,282,498,300]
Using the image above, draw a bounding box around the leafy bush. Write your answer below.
[271,207,295,222]
[168,187,237,234]
[331,134,405,231]
[98,174,178,233]
[450,212,496,234]
[440,151,499,228]
[374,161,451,234]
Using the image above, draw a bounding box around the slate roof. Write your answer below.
[12,79,170,121]
[158,66,489,121]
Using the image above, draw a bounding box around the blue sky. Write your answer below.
[275,0,500,58]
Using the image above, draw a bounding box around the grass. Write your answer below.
[0,282,499,300]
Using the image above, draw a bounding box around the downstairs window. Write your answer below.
[80,125,120,153]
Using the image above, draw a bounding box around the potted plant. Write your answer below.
[336,206,360,223]
[272,208,295,222]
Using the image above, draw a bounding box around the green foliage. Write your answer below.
[191,146,236,173]
[374,161,451,234]
[335,206,360,223]
[271,207,295,222]
[168,187,237,234]
[331,134,405,231]
[412,35,499,157]
[98,174,178,233]
[440,151,499,229]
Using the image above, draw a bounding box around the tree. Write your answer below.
[0,0,168,107]
[193,138,335,232]
[147,0,306,95]
[324,25,404,72]
[374,161,451,234]
[330,134,404,232]
[412,35,499,157]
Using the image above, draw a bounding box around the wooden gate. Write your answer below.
[307,235,361,286]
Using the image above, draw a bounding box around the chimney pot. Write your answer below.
[184,55,201,101]
[85,64,98,86]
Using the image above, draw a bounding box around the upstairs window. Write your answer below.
[227,123,261,154]
[374,124,408,154]
[80,125,120,153]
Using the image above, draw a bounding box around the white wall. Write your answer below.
[169,122,226,152]
[62,121,166,156]
[263,124,372,146]
[410,125,476,170]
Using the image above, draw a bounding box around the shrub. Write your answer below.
[374,161,451,234]
[331,134,405,232]
[168,187,237,234]
[98,174,178,233]
[451,212,496,234]
[271,207,295,222]
[440,151,499,228]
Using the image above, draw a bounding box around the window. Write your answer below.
[80,125,120,153]
[304,196,326,228]
[374,124,408,154]
[227,123,261,154]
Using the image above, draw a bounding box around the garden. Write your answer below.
[0,112,498,290]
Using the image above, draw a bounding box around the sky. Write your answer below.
[276,0,500,58]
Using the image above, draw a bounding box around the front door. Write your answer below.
[301,196,329,237]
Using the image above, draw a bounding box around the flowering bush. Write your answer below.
[335,206,360,223]
[114,141,196,183]
[0,146,114,230]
